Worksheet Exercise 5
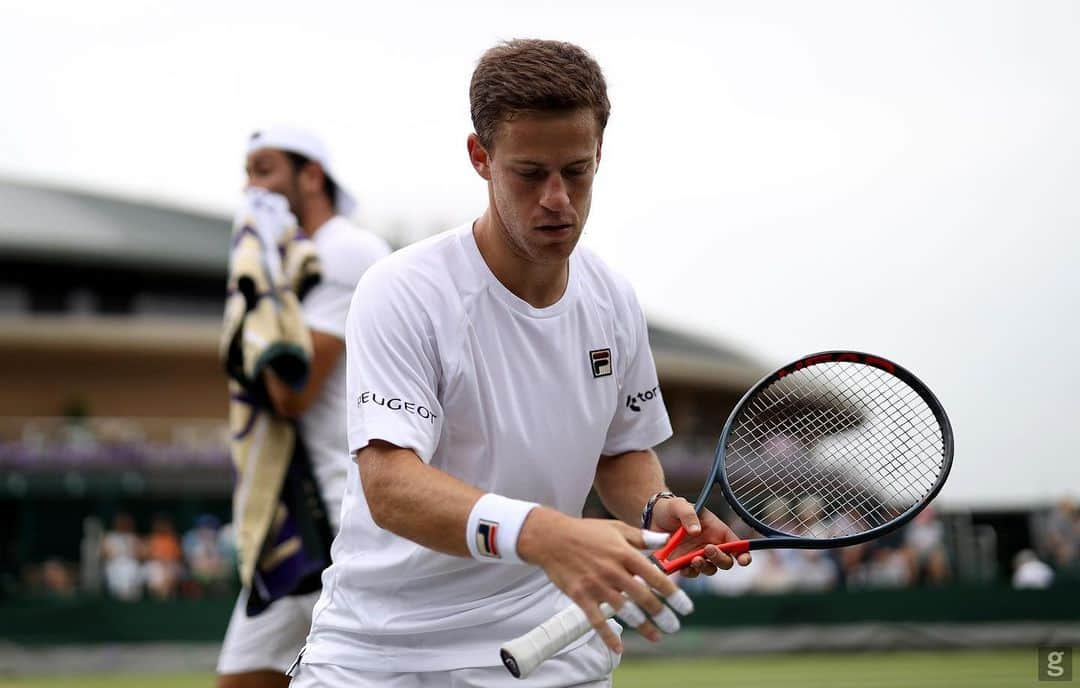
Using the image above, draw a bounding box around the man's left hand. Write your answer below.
[648,496,752,577]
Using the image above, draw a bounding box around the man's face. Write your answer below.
[245,148,302,215]
[473,108,602,264]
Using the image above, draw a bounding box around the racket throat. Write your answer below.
[654,539,752,574]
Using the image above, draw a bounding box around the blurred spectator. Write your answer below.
[101,512,143,601]
[143,513,183,599]
[182,514,230,594]
[903,508,951,585]
[1012,549,1054,589]
[796,496,829,539]
[218,521,239,571]
[849,544,912,589]
[749,550,797,593]
[787,550,839,593]
[1044,498,1079,569]
[697,560,758,596]
[40,558,77,598]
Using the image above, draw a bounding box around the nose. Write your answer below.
[539,174,571,212]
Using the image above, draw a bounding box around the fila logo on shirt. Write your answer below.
[357,391,438,425]
[476,519,499,558]
[589,348,612,378]
[626,386,660,413]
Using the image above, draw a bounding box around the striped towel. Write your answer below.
[220,189,332,612]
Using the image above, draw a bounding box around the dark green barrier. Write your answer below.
[0,596,234,644]
[1,584,1077,645]
[684,583,1080,627]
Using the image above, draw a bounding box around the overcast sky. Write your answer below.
[1,0,1077,508]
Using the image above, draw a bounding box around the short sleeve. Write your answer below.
[304,228,392,339]
[601,292,673,456]
[303,281,353,339]
[345,265,444,462]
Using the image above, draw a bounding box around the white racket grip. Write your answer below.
[499,601,616,679]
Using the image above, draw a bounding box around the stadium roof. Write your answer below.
[0,315,766,390]
[0,177,229,275]
[1,178,767,389]
[649,325,765,388]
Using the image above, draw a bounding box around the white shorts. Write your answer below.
[287,632,619,688]
[217,587,321,675]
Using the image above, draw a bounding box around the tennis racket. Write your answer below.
[500,350,953,678]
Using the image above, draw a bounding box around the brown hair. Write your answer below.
[469,39,610,149]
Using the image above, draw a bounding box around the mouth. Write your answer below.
[534,223,574,233]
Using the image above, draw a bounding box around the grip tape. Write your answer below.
[499,601,615,679]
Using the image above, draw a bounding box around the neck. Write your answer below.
[298,199,335,237]
[473,210,569,309]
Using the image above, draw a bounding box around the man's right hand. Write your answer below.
[236,187,298,245]
[516,507,692,653]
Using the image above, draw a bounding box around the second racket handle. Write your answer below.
[499,601,615,679]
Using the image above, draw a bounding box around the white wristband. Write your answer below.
[466,493,539,564]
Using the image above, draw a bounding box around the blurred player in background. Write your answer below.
[288,40,750,688]
[217,127,391,688]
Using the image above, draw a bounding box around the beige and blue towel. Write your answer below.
[220,190,332,614]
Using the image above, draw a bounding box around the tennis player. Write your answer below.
[217,126,391,688]
[289,40,750,688]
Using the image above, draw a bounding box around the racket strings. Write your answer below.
[730,369,940,536]
[724,362,946,539]
[731,378,904,534]
[764,365,941,524]
[835,376,944,502]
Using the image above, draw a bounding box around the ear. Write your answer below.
[595,135,603,172]
[299,162,324,195]
[467,133,493,181]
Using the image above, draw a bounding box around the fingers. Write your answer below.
[596,548,694,641]
[554,519,702,653]
[703,544,734,570]
[610,568,672,630]
[613,599,646,627]
[571,592,623,653]
[614,575,684,640]
[687,554,719,576]
[681,549,753,578]
[620,541,678,598]
[616,521,669,550]
[689,510,754,570]
[640,529,670,550]
[699,509,739,544]
[612,599,662,642]
[633,574,693,616]
[648,601,681,634]
[671,498,702,535]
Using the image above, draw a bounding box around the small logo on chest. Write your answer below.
[589,348,612,378]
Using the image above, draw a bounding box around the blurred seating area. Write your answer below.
[17,510,237,602]
[654,437,1079,596]
[0,416,229,471]
[2,419,1077,602]
[678,507,960,597]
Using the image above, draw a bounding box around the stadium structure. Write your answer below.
[1,178,1076,674]
[0,177,765,573]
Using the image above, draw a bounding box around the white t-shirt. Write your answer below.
[304,223,672,671]
[298,216,391,527]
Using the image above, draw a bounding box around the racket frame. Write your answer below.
[702,350,954,550]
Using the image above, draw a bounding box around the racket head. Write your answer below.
[699,351,953,549]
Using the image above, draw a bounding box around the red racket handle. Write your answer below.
[656,539,751,574]
[652,525,688,561]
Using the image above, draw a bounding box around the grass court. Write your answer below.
[0,649,1045,687]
